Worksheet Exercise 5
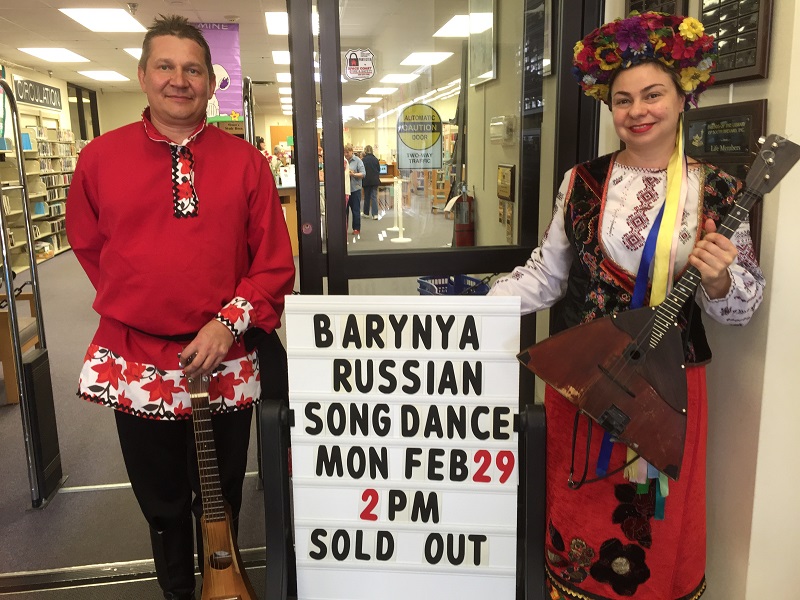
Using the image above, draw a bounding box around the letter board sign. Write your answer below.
[286,295,521,600]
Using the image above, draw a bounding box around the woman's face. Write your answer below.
[610,63,684,155]
[258,141,266,151]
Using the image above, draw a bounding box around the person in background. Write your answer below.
[65,15,295,600]
[361,144,381,219]
[489,12,763,600]
[256,136,269,157]
[344,143,365,236]
[271,145,285,173]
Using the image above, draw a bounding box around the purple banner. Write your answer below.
[195,22,242,122]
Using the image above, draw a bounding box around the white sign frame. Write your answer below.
[286,295,521,600]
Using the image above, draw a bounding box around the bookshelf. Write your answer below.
[0,126,75,273]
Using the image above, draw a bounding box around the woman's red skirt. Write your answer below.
[544,366,708,600]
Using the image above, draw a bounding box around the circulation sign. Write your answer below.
[12,77,62,111]
[396,103,443,170]
[286,295,521,600]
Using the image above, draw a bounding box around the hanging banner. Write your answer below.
[396,104,443,170]
[286,295,521,600]
[195,22,242,122]
[344,48,375,81]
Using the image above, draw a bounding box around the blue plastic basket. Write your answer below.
[417,274,490,296]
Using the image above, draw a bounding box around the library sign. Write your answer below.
[286,295,521,600]
[12,77,62,110]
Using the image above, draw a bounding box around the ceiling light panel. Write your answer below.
[278,87,292,95]
[401,52,453,66]
[265,11,319,36]
[433,15,470,37]
[272,51,290,65]
[59,9,146,33]
[470,12,493,33]
[355,97,381,104]
[18,48,88,62]
[366,88,398,95]
[78,71,130,81]
[124,48,142,60]
[380,74,420,84]
[276,73,292,82]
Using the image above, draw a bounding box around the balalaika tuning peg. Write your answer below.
[758,136,766,145]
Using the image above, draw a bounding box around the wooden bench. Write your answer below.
[0,292,41,404]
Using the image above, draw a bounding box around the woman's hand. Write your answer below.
[689,218,737,299]
[179,320,235,378]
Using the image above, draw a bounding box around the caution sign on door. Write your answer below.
[397,103,443,170]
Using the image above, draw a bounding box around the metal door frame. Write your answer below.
[286,0,601,294]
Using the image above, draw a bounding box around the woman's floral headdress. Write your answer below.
[572,12,716,108]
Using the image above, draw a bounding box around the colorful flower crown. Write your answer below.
[572,12,716,108]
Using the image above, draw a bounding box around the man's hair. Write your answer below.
[364,145,373,154]
[139,14,214,79]
[344,143,353,152]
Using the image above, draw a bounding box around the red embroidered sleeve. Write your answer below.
[215,296,253,342]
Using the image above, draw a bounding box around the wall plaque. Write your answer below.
[496,164,515,202]
[700,0,772,83]
[684,99,767,256]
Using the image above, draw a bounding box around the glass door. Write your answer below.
[287,0,551,297]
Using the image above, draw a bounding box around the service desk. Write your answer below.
[276,185,298,255]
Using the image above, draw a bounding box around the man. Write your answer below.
[65,15,295,600]
[344,143,365,236]
[361,145,381,219]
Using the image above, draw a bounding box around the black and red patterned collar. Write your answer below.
[140,107,204,218]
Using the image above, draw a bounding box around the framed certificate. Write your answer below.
[497,164,515,202]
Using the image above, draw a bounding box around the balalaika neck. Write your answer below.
[189,378,226,522]
[647,186,761,348]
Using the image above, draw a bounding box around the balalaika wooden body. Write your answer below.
[189,376,257,600]
[519,134,800,480]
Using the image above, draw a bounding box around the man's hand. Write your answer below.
[179,320,235,378]
[689,218,737,300]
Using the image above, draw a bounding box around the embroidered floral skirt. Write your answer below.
[544,366,707,600]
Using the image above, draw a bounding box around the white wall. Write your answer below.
[96,91,146,134]
[599,1,799,597]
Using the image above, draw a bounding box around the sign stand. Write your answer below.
[389,178,411,243]
[385,177,401,232]
[259,400,546,600]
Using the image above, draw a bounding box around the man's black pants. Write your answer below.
[115,407,253,597]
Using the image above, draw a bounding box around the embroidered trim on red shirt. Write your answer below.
[78,344,261,420]
[172,145,199,217]
[216,297,253,342]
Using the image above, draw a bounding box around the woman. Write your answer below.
[256,136,269,157]
[489,12,764,599]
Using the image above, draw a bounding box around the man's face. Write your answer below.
[138,35,215,133]
[344,148,353,160]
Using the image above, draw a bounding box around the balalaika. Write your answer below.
[189,375,257,600]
